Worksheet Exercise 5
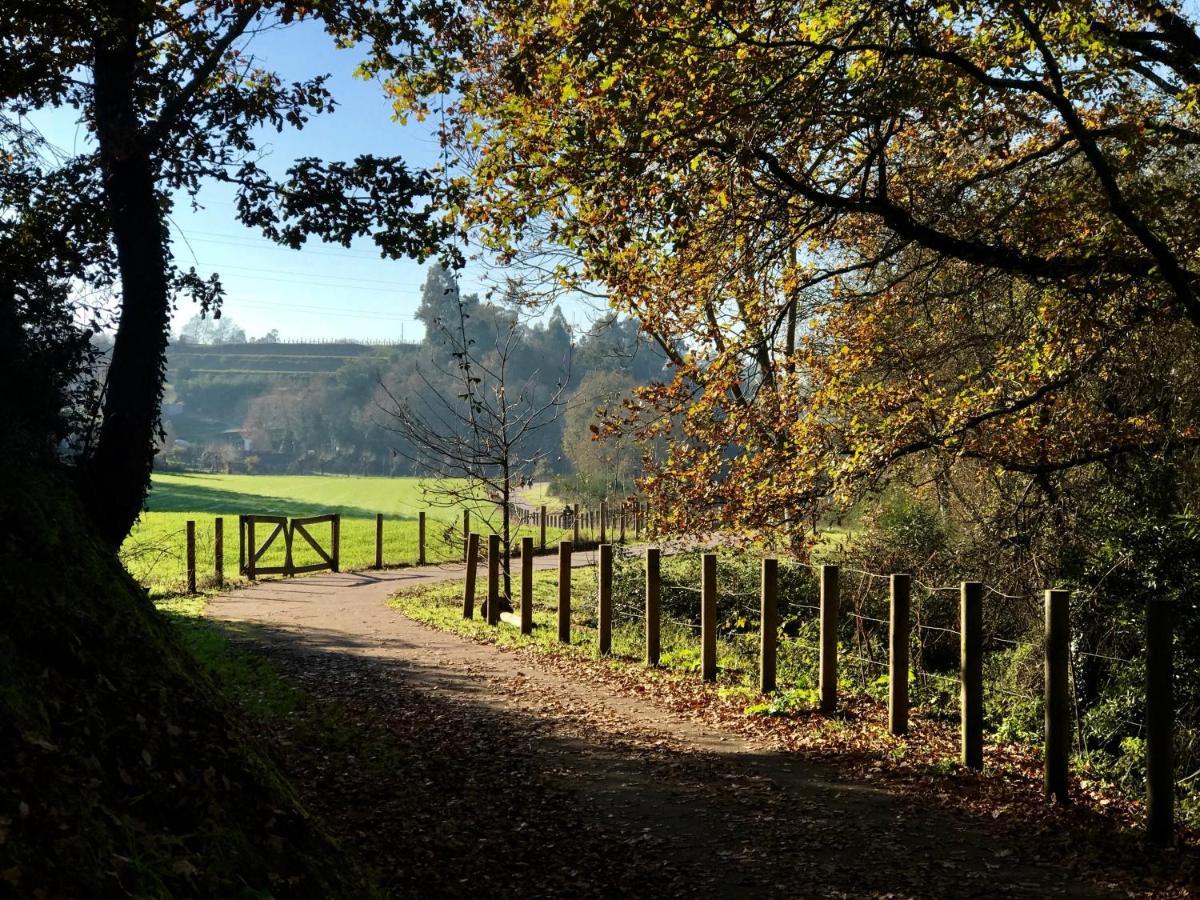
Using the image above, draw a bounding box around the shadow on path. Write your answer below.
[211,616,1145,898]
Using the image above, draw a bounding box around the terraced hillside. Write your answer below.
[169,340,406,377]
[164,340,417,448]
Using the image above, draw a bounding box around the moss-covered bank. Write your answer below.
[0,462,372,897]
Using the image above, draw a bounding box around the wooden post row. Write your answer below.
[701,552,717,682]
[760,558,778,693]
[486,533,500,625]
[557,540,573,643]
[598,543,613,655]
[573,504,580,544]
[463,509,470,562]
[646,547,661,666]
[462,532,480,619]
[1044,589,1070,804]
[331,514,341,572]
[238,514,246,576]
[1146,597,1174,846]
[186,520,197,594]
[540,505,547,551]
[283,519,295,576]
[520,537,534,635]
[961,581,984,770]
[819,564,839,712]
[600,500,607,544]
[214,516,224,588]
[890,573,911,736]
[246,516,256,581]
[375,513,384,569]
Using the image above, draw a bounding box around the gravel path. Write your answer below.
[206,559,1132,898]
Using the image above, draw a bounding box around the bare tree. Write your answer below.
[381,289,570,607]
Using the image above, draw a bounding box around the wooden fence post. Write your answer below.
[283,517,295,577]
[214,517,224,587]
[375,513,384,569]
[760,557,778,693]
[598,543,613,655]
[599,501,607,544]
[331,514,340,572]
[1044,588,1070,804]
[961,581,984,770]
[520,536,534,635]
[540,505,547,551]
[418,511,426,565]
[819,564,839,712]
[1147,597,1174,846]
[238,515,246,576]
[463,509,470,561]
[890,573,911,736]
[557,540,573,643]
[462,532,480,618]
[186,520,197,594]
[246,516,256,581]
[487,533,501,625]
[645,547,661,666]
[573,504,580,544]
[701,552,717,682]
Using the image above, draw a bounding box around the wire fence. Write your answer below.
[577,547,1172,761]
[147,515,1190,803]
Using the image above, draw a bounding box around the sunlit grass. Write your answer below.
[125,473,569,596]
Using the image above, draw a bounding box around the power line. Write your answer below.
[176,230,405,262]
[193,269,423,296]
[224,297,422,321]
[191,259,426,291]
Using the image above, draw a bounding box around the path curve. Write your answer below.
[208,559,1122,898]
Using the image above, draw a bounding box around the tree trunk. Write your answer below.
[500,468,513,606]
[84,4,171,548]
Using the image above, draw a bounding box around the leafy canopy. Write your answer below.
[392,0,1200,540]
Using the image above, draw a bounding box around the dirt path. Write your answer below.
[208,561,1136,898]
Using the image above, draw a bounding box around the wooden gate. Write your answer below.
[239,514,340,580]
[289,514,340,575]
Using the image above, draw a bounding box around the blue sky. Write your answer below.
[33,18,583,343]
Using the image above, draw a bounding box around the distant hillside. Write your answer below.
[167,340,413,378]
[154,276,670,478]
[164,341,419,450]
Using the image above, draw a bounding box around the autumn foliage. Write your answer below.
[393,0,1200,548]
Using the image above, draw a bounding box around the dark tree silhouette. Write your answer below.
[3,1,451,546]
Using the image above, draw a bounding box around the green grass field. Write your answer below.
[123,473,570,596]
